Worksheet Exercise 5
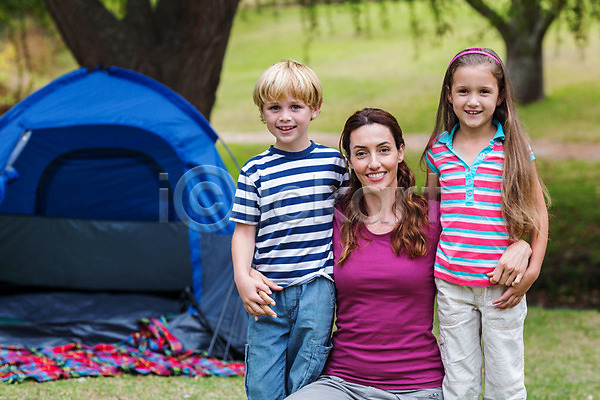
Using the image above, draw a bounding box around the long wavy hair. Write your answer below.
[337,108,429,265]
[420,47,550,238]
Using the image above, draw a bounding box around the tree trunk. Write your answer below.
[42,0,240,120]
[464,0,566,105]
[505,37,544,104]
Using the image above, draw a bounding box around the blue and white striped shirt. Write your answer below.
[230,142,348,287]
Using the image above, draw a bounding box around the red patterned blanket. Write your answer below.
[0,317,245,384]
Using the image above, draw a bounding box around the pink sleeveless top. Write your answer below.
[322,203,444,390]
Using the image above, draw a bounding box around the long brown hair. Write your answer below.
[337,108,429,265]
[420,47,549,238]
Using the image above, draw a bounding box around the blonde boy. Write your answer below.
[230,60,347,400]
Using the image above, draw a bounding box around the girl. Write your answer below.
[423,47,549,399]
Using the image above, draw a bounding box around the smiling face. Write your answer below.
[448,64,502,135]
[261,94,319,152]
[348,123,404,192]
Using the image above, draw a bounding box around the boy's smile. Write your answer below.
[261,95,319,152]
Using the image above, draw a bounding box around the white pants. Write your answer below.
[435,278,527,400]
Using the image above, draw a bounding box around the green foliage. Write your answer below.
[532,159,600,306]
[97,0,126,18]
[246,0,600,103]
[246,0,600,47]
[212,2,600,139]
[0,0,57,109]
[0,0,46,33]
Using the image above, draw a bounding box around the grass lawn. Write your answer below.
[1,307,598,399]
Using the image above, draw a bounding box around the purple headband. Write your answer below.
[450,48,502,67]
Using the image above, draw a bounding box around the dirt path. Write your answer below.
[219,132,600,161]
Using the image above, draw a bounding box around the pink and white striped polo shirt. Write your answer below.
[426,121,534,287]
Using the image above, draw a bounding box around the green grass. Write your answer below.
[0,375,245,400]
[524,307,600,399]
[212,2,600,142]
[2,306,598,399]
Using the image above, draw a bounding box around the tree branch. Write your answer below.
[537,0,567,38]
[464,0,509,39]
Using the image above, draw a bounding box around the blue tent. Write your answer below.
[0,66,246,358]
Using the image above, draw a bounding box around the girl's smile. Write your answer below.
[448,65,502,135]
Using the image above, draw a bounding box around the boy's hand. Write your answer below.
[235,273,275,319]
[249,269,283,320]
[487,239,532,286]
[235,269,283,320]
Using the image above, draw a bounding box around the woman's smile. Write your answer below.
[348,123,403,191]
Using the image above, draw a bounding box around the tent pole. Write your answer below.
[217,137,242,172]
[222,296,242,361]
[207,278,235,356]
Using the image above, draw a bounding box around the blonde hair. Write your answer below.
[421,47,550,238]
[252,59,323,113]
[338,108,430,265]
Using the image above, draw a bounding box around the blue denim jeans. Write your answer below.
[245,276,335,400]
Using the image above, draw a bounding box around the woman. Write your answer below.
[286,108,445,399]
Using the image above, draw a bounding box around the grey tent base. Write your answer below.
[0,289,245,361]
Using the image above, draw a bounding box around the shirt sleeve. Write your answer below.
[527,143,536,162]
[339,158,351,189]
[334,154,351,199]
[425,148,440,175]
[230,168,260,225]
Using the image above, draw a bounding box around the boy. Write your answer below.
[230,59,347,400]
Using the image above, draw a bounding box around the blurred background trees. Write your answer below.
[2,0,599,116]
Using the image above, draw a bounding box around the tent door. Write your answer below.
[35,148,167,220]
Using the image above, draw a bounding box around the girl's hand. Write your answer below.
[487,239,532,286]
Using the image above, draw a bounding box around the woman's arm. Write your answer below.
[424,167,440,201]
